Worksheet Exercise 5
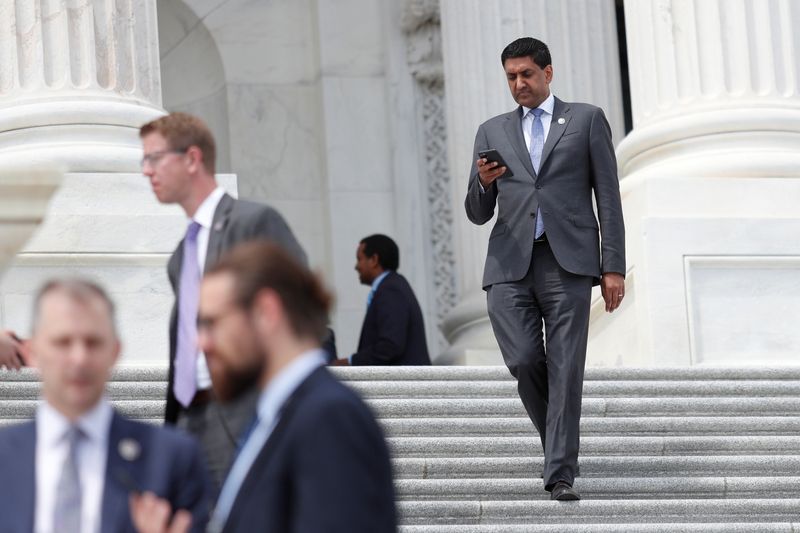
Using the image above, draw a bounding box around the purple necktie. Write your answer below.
[529,108,546,238]
[174,221,202,407]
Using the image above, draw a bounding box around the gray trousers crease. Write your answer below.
[486,240,592,490]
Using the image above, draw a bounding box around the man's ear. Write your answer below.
[544,64,553,83]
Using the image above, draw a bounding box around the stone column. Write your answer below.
[438,0,624,364]
[609,0,800,365]
[0,0,162,171]
[0,0,185,365]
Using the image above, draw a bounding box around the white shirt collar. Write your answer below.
[193,186,226,230]
[257,349,327,423]
[522,92,555,117]
[37,396,113,447]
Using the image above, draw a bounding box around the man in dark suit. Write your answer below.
[465,38,626,500]
[333,234,431,366]
[140,112,311,489]
[0,278,210,533]
[130,242,397,533]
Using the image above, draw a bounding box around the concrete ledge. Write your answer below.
[394,476,800,499]
[396,498,800,524]
[399,523,799,532]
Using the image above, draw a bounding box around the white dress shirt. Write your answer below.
[208,350,327,533]
[35,398,113,533]
[190,185,227,389]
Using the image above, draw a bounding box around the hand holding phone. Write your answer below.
[477,149,513,188]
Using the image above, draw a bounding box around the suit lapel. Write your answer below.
[538,97,571,180]
[101,413,145,533]
[8,423,36,532]
[224,369,322,531]
[503,107,536,179]
[204,193,235,272]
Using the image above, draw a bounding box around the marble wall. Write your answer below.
[156,0,442,360]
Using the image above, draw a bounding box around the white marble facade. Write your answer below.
[2,0,799,367]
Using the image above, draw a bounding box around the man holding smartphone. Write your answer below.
[465,37,626,501]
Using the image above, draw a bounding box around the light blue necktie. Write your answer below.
[529,108,546,238]
[174,221,202,407]
[54,426,83,532]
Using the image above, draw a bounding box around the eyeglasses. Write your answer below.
[140,149,187,168]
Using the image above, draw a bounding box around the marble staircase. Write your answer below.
[2,366,799,531]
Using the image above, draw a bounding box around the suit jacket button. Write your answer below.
[530,212,536,218]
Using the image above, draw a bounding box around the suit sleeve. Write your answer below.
[350,285,410,366]
[588,108,626,276]
[169,437,213,533]
[464,125,498,225]
[291,402,396,533]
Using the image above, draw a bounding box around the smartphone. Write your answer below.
[478,149,513,177]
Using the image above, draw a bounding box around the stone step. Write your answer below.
[379,416,800,437]
[393,455,800,479]
[0,401,164,420]
[399,524,800,533]
[347,380,800,398]
[6,393,799,418]
[0,381,166,400]
[396,499,800,525]
[387,436,800,457]
[333,366,800,381]
[394,476,800,500]
[366,397,800,417]
[391,455,800,477]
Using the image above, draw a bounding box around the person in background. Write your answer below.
[0,278,210,533]
[131,242,396,533]
[332,234,431,366]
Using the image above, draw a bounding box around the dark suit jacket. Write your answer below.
[221,367,397,533]
[0,411,211,533]
[465,98,625,288]
[352,271,431,366]
[165,193,307,424]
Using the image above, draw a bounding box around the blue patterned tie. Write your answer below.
[174,221,202,407]
[54,426,83,532]
[529,108,546,238]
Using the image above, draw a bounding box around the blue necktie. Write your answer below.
[529,108,546,238]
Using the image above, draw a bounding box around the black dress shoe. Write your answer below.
[550,481,581,501]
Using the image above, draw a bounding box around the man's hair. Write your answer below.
[32,278,118,336]
[501,37,551,69]
[360,234,399,271]
[139,112,217,174]
[208,242,332,342]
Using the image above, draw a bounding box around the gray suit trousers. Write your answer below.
[487,239,592,490]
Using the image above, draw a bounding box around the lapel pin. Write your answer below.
[118,438,141,461]
[214,221,224,231]
[558,117,566,125]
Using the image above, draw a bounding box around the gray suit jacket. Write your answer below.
[465,97,625,288]
[165,193,307,424]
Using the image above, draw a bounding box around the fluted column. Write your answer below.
[0,0,162,171]
[610,0,800,366]
[438,0,624,363]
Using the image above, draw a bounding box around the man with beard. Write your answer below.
[130,242,396,533]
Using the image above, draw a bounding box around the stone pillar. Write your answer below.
[438,0,624,364]
[0,0,162,171]
[0,0,188,365]
[608,0,800,365]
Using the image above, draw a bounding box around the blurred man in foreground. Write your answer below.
[0,278,210,532]
[132,242,396,533]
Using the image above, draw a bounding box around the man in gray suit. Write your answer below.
[465,38,626,501]
[140,112,308,490]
